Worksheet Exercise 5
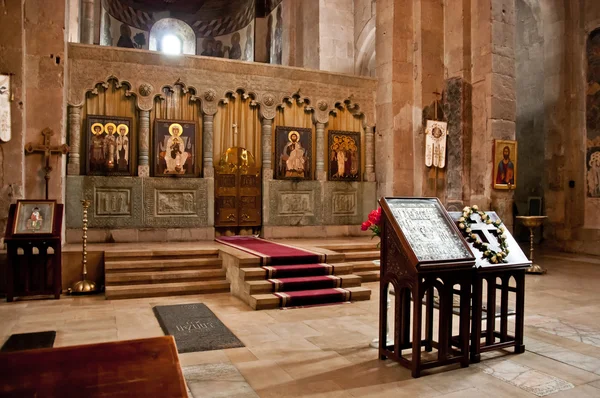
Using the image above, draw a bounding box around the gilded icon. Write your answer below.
[328,130,361,181]
[493,140,518,189]
[86,115,133,176]
[154,120,197,176]
[12,200,56,235]
[275,126,312,180]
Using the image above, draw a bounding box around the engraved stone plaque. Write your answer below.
[95,188,131,216]
[156,190,197,216]
[278,191,313,215]
[332,191,357,215]
[383,198,472,262]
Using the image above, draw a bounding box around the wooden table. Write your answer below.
[0,336,188,397]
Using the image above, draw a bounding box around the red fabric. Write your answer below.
[216,236,325,265]
[264,264,332,278]
[269,276,340,292]
[276,288,351,307]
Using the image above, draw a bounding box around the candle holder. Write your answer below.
[516,216,547,274]
[70,200,98,294]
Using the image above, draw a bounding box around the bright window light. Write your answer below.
[161,35,182,55]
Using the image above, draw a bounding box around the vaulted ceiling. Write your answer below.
[104,0,256,37]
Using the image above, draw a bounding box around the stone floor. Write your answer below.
[3,248,600,397]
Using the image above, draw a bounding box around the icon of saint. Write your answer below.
[282,131,306,178]
[26,207,43,231]
[104,123,117,169]
[90,123,105,168]
[496,145,515,185]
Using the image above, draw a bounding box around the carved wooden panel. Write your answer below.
[215,148,261,227]
[218,174,236,188]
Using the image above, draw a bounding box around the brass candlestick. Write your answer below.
[516,216,547,275]
[70,200,98,294]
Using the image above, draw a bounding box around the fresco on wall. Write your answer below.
[100,8,148,50]
[586,29,600,197]
[197,23,254,61]
[267,5,282,64]
[588,148,600,197]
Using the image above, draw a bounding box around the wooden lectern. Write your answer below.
[379,198,475,378]
[449,211,530,363]
[4,200,63,301]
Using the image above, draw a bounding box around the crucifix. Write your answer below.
[24,128,70,200]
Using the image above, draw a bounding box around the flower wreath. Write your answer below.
[457,205,509,264]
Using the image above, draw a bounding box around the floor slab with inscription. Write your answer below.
[153,303,244,353]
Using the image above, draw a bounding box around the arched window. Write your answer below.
[149,18,196,55]
[161,34,182,55]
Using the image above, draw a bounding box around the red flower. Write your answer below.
[361,221,371,231]
[368,207,382,226]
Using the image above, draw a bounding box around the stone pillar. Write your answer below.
[80,0,95,44]
[203,114,214,177]
[67,105,82,175]
[261,118,273,178]
[364,125,375,181]
[443,78,472,210]
[375,0,415,196]
[316,122,326,181]
[138,110,150,177]
[471,0,517,229]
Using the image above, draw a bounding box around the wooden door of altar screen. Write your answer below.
[215,147,261,229]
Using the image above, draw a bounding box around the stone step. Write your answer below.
[343,251,380,261]
[355,270,380,282]
[104,249,220,260]
[239,263,353,281]
[105,257,222,271]
[105,280,230,300]
[249,286,372,310]
[348,260,381,272]
[105,269,227,285]
[245,274,362,295]
[318,243,379,252]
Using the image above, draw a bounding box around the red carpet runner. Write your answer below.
[216,236,354,307]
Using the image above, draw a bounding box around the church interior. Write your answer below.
[1,0,600,396]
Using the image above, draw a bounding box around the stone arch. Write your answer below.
[149,18,196,55]
[355,17,376,77]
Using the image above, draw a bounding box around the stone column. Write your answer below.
[67,105,82,175]
[203,114,214,177]
[364,125,375,181]
[261,118,273,178]
[316,122,326,181]
[375,0,415,196]
[138,109,150,177]
[471,0,517,229]
[80,0,95,45]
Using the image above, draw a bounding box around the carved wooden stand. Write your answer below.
[4,203,63,302]
[379,198,476,378]
[448,211,530,363]
[469,268,526,363]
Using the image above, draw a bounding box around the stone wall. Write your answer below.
[0,0,68,234]
[319,0,355,74]
[515,0,545,217]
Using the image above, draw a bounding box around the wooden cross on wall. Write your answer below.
[24,128,70,200]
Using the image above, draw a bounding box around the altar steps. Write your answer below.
[104,249,229,300]
[246,274,362,294]
[250,286,371,310]
[239,263,353,281]
[106,280,230,300]
[316,243,381,282]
